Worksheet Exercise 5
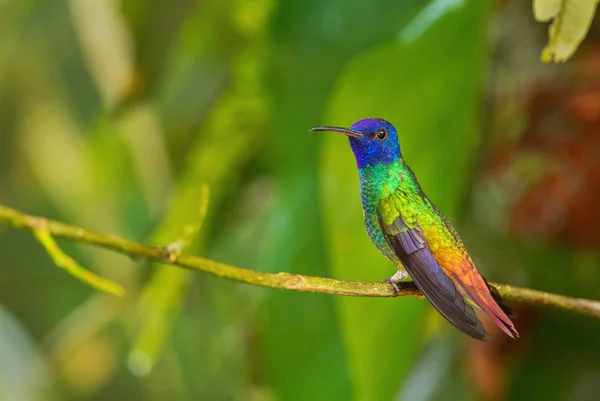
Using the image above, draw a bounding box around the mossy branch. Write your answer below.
[1,204,600,319]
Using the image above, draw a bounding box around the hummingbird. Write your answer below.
[312,118,518,341]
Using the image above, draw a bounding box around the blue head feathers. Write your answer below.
[311,118,401,169]
[348,118,401,168]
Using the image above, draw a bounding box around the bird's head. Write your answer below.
[312,118,401,169]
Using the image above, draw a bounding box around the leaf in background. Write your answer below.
[259,0,428,398]
[0,306,50,401]
[534,0,600,63]
[114,104,174,218]
[68,0,135,108]
[129,2,270,398]
[398,334,465,401]
[320,1,489,399]
[129,69,268,375]
[18,87,137,285]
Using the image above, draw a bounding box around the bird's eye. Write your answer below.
[373,128,388,141]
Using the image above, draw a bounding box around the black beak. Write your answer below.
[310,126,364,138]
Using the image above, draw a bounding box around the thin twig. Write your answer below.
[32,224,124,296]
[1,204,599,319]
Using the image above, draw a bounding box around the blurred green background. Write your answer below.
[2,0,600,400]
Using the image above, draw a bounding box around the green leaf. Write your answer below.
[68,0,135,107]
[534,0,600,63]
[320,1,489,399]
[259,1,427,400]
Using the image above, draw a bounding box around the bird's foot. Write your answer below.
[382,269,409,296]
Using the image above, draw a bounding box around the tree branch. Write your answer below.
[1,204,599,319]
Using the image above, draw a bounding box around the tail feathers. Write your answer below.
[451,272,519,339]
[484,278,517,319]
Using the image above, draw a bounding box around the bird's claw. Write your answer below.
[382,277,401,296]
[383,269,409,296]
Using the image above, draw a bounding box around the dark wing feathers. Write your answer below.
[397,230,423,254]
[378,214,489,341]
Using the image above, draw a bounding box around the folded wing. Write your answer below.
[378,214,489,340]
